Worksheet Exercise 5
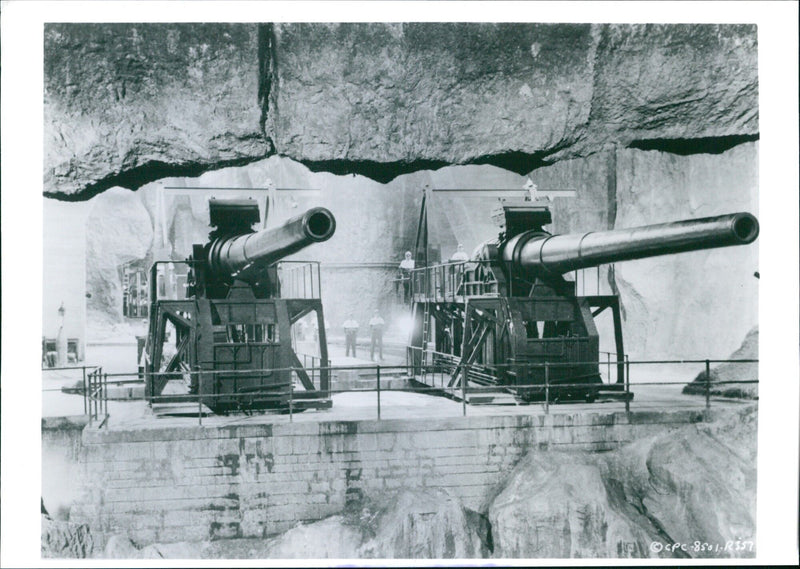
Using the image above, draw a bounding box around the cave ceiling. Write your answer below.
[43,22,758,200]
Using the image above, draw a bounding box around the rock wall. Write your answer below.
[85,187,153,327]
[528,142,759,360]
[44,23,757,198]
[44,24,268,198]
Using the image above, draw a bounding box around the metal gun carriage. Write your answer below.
[144,198,336,414]
[407,204,759,403]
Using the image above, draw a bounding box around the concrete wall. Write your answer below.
[70,409,709,546]
[42,416,89,520]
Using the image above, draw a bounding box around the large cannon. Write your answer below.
[407,203,759,403]
[144,198,336,414]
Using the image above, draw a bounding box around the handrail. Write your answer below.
[49,356,757,427]
[87,357,756,380]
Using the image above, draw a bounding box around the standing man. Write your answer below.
[369,310,386,361]
[449,244,469,262]
[398,251,415,303]
[343,316,359,358]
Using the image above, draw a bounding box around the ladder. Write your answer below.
[421,300,431,350]
[420,262,432,350]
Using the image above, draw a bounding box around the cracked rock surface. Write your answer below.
[44,23,757,198]
[44,23,269,199]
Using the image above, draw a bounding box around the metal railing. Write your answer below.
[408,261,616,301]
[42,365,109,425]
[85,367,108,426]
[409,260,498,301]
[297,353,330,390]
[146,259,325,302]
[49,356,757,427]
[277,261,322,299]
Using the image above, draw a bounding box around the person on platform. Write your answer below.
[442,326,453,354]
[449,243,469,263]
[400,250,415,271]
[343,317,359,358]
[398,251,415,303]
[369,310,386,361]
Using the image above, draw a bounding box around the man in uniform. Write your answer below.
[368,310,386,361]
[398,251,415,303]
[343,316,359,358]
[449,243,469,262]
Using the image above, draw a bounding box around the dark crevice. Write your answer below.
[45,156,264,202]
[468,150,555,176]
[299,157,451,184]
[627,134,758,155]
[47,132,759,200]
[257,23,277,151]
[300,149,562,184]
[464,508,494,556]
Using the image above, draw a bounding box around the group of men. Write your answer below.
[342,310,386,361]
[343,244,470,360]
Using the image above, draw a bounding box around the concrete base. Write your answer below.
[67,399,754,548]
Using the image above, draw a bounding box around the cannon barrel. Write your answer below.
[502,212,759,278]
[207,207,336,280]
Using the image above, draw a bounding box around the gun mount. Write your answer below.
[407,204,759,403]
[144,198,336,414]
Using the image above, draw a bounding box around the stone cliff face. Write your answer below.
[44,24,269,199]
[85,187,153,325]
[271,23,757,178]
[44,23,757,198]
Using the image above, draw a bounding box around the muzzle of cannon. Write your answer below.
[207,205,336,284]
[501,211,759,281]
[187,199,336,299]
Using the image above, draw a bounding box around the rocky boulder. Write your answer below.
[489,451,659,558]
[357,488,489,558]
[41,515,95,558]
[262,488,488,559]
[488,405,757,559]
[684,327,759,398]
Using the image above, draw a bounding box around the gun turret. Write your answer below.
[190,198,336,299]
[477,205,758,295]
